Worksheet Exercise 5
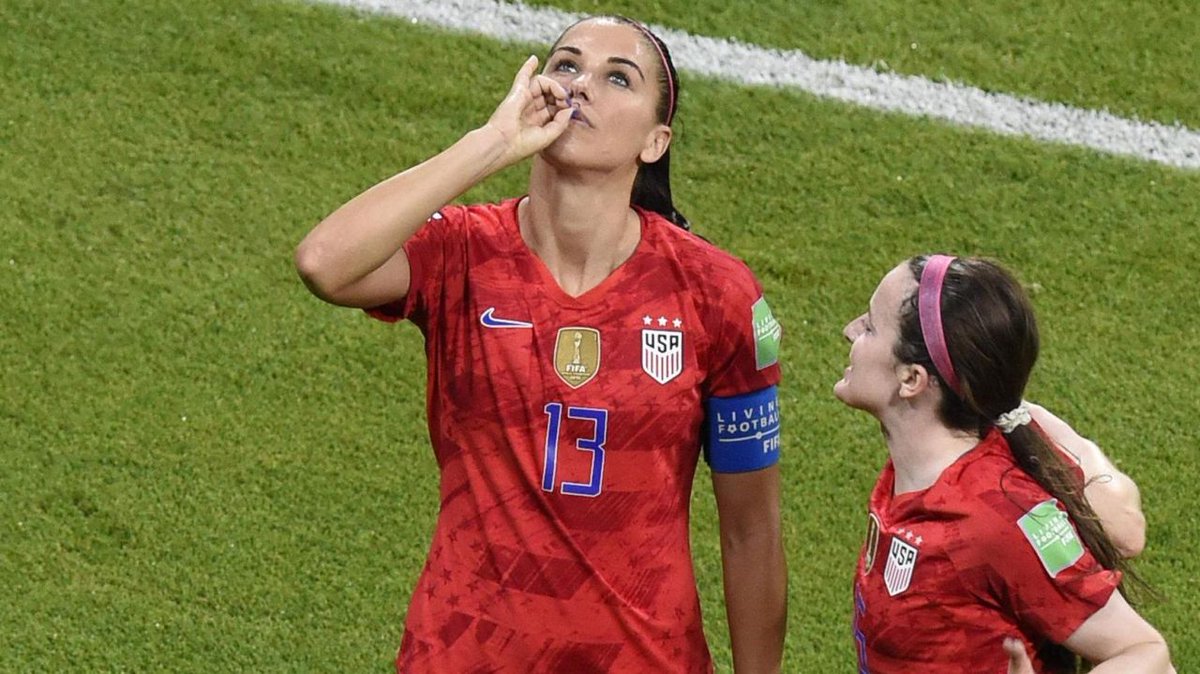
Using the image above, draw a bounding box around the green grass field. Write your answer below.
[3,0,1197,670]
[527,0,1200,129]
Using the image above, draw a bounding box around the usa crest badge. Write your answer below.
[642,327,683,384]
[554,327,601,388]
[883,535,918,596]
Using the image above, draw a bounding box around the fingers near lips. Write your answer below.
[529,75,570,120]
[531,75,567,105]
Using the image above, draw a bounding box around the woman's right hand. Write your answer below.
[1004,637,1037,674]
[483,55,574,168]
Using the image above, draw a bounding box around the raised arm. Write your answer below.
[711,465,787,674]
[1027,403,1146,558]
[294,55,572,307]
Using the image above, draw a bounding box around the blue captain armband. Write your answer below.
[704,386,781,473]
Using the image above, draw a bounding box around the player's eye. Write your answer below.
[553,59,578,74]
[608,70,630,87]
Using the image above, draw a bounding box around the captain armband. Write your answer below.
[704,386,781,473]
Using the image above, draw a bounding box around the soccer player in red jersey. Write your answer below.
[295,15,785,674]
[835,255,1173,673]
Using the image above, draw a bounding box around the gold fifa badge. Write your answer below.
[554,327,601,388]
[863,512,881,574]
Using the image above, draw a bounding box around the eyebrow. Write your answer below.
[549,46,646,81]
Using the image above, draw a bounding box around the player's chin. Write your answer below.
[538,138,605,171]
[833,380,869,412]
[832,378,852,404]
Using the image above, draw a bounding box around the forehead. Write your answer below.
[870,263,918,316]
[555,19,655,65]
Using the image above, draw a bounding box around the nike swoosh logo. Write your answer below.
[480,307,533,329]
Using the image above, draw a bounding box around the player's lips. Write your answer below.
[570,108,592,127]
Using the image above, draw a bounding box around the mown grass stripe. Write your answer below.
[315,0,1200,170]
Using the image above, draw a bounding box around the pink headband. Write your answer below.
[631,22,676,124]
[918,255,963,395]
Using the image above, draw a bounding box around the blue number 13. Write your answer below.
[542,403,608,497]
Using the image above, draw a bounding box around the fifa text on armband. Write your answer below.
[762,435,781,453]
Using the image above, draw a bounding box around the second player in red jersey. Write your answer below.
[296,14,786,674]
[854,431,1118,673]
[836,255,1172,673]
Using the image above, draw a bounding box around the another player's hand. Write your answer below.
[483,55,573,168]
[1004,637,1037,674]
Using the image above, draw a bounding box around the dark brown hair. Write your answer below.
[895,256,1131,582]
[548,16,689,230]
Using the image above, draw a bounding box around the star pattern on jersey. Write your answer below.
[896,528,923,546]
[643,315,684,329]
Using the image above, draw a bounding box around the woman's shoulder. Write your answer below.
[935,437,1067,553]
[415,198,521,250]
[927,434,1048,519]
[643,211,762,291]
[437,197,520,226]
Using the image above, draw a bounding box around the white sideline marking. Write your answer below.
[315,0,1200,170]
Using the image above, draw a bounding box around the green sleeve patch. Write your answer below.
[1017,499,1085,578]
[752,296,781,370]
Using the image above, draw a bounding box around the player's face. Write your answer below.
[540,20,671,171]
[834,264,916,414]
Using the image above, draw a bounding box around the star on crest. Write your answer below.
[658,316,668,327]
[673,318,682,328]
[643,315,652,325]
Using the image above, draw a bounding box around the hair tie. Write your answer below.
[918,255,962,395]
[995,403,1033,433]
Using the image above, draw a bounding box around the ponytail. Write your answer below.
[632,148,689,230]
[1002,423,1123,574]
[898,256,1144,595]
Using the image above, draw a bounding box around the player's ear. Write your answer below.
[640,124,672,164]
[896,362,932,400]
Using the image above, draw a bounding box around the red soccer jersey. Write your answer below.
[852,429,1120,674]
[367,198,781,673]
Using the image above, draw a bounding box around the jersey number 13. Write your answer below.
[541,403,608,498]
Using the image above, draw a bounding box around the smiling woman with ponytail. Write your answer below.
[835,255,1172,673]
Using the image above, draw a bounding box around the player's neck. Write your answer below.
[882,418,981,495]
[520,162,641,297]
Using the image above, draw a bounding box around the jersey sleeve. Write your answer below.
[363,205,468,328]
[954,484,1120,644]
[702,267,782,398]
[699,264,784,471]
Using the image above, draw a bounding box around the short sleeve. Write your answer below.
[702,267,782,398]
[364,205,468,327]
[955,488,1120,644]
